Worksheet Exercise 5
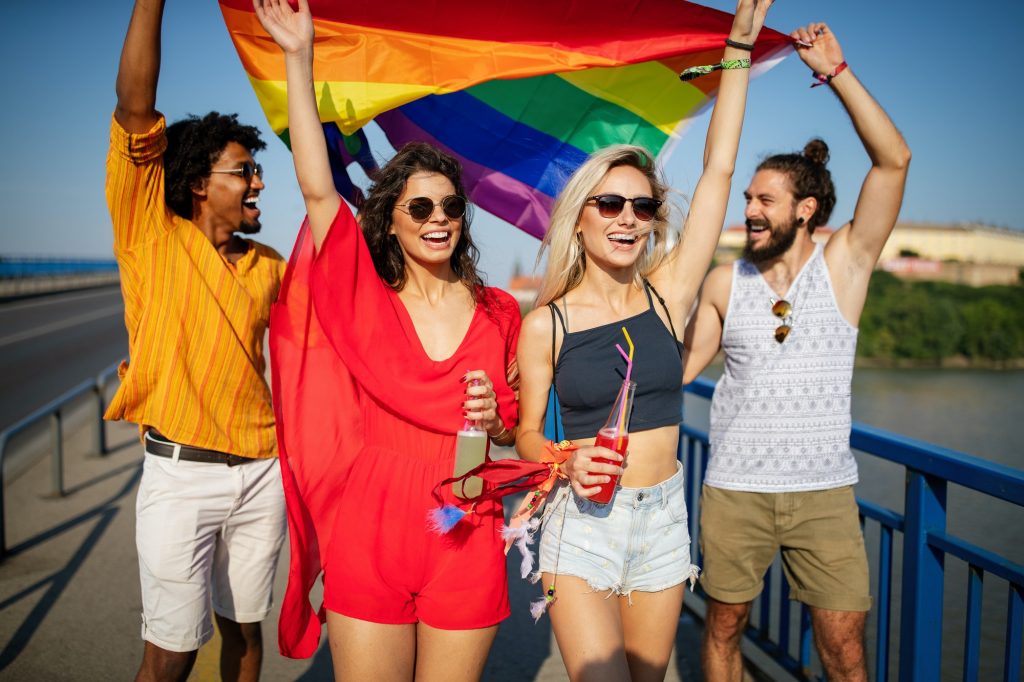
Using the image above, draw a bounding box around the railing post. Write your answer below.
[0,433,7,560]
[93,383,107,456]
[50,412,64,497]
[899,470,947,681]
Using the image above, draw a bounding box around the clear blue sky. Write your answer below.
[2,1,1021,288]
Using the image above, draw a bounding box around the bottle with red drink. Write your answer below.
[590,379,635,504]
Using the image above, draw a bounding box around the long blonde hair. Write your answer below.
[535,145,672,307]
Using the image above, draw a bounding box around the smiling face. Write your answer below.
[389,171,463,270]
[577,165,655,271]
[742,169,811,263]
[198,141,264,235]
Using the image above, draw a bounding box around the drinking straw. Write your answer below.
[615,327,636,438]
[621,327,635,383]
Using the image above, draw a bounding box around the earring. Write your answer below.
[796,217,805,225]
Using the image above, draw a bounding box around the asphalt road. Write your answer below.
[0,286,126,430]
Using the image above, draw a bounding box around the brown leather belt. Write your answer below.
[144,431,256,467]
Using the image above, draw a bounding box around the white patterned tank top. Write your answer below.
[706,244,859,492]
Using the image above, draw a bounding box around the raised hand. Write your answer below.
[730,0,774,44]
[253,0,314,55]
[791,22,846,76]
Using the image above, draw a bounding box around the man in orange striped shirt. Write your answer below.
[108,2,286,680]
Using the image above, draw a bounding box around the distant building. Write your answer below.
[506,274,539,306]
[715,222,1024,286]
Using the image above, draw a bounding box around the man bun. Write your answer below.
[803,138,830,166]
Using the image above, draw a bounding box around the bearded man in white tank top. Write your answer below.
[682,23,910,682]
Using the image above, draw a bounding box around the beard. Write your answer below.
[742,213,800,264]
[237,219,262,235]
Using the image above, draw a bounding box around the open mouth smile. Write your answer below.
[421,230,452,248]
[607,232,640,246]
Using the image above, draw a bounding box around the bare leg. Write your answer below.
[134,642,197,682]
[546,574,631,681]
[414,622,499,682]
[620,585,686,682]
[701,597,752,682]
[216,614,263,682]
[326,611,416,681]
[810,608,867,682]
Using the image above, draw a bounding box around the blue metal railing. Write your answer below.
[681,376,1024,682]
[0,360,123,559]
[0,257,118,279]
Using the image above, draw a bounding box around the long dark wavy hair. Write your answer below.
[360,142,484,296]
[164,112,266,219]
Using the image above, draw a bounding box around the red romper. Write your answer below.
[269,203,520,658]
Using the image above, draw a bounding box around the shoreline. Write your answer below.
[854,355,1024,370]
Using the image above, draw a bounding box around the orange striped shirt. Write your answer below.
[105,116,284,458]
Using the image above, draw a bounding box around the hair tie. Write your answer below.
[724,38,755,51]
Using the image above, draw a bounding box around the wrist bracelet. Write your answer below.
[679,58,751,82]
[725,38,755,51]
[489,425,516,446]
[811,61,848,88]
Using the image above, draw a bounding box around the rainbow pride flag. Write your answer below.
[220,0,790,238]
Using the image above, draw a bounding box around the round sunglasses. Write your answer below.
[210,161,263,184]
[586,194,663,222]
[394,195,467,222]
[771,298,793,343]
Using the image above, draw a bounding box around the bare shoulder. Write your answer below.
[521,305,554,345]
[702,263,734,310]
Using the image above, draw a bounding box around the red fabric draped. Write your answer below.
[269,204,520,657]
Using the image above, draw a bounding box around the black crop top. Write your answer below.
[551,281,683,440]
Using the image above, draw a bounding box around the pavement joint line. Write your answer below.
[0,287,120,315]
[0,305,124,349]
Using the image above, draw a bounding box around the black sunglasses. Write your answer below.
[586,194,663,222]
[210,161,263,184]
[394,195,467,222]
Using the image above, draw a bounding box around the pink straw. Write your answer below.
[615,343,633,383]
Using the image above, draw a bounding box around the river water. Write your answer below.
[684,367,1024,680]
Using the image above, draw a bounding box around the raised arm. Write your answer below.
[115,0,165,133]
[796,24,911,275]
[651,0,773,328]
[254,0,340,248]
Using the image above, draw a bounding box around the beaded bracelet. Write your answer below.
[679,58,751,82]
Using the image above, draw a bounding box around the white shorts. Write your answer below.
[136,445,286,652]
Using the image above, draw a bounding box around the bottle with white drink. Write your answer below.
[453,417,487,498]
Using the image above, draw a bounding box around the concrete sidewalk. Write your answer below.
[0,420,706,681]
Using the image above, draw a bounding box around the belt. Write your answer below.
[144,431,256,467]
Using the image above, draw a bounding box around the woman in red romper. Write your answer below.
[256,1,521,678]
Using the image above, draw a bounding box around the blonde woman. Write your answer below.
[515,1,774,679]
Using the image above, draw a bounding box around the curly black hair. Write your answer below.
[360,142,485,297]
[756,138,836,234]
[164,112,266,219]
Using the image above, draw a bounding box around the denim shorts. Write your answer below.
[537,462,699,596]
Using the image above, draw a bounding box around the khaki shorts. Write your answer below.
[699,484,871,612]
